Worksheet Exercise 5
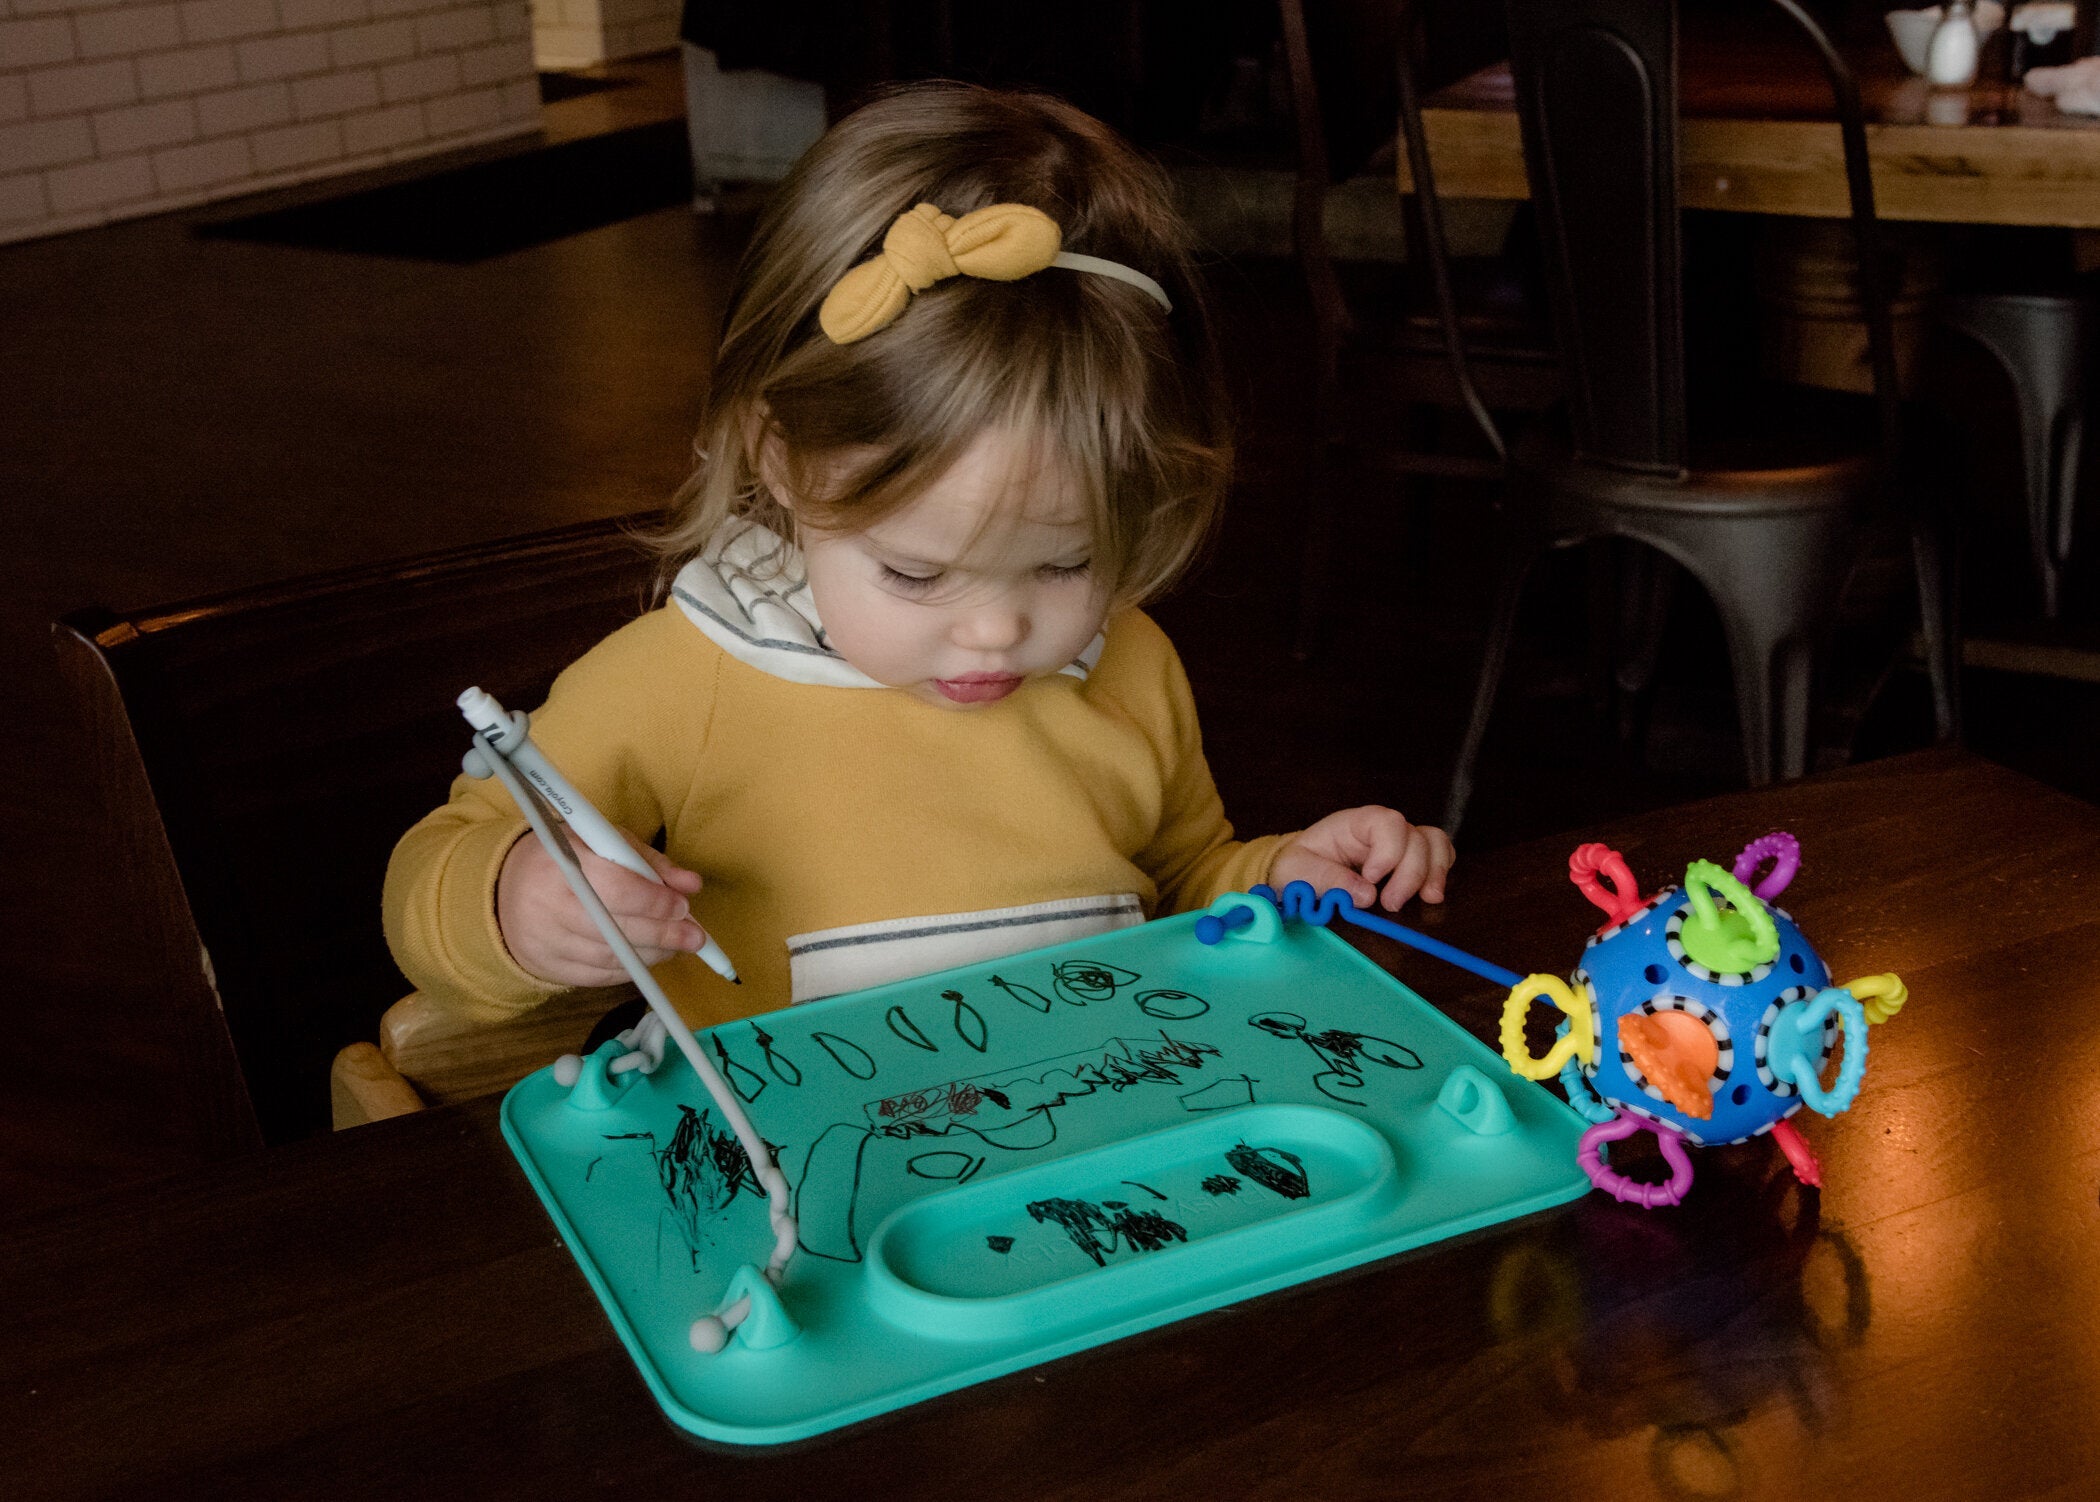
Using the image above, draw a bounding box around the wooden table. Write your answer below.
[8,749,2099,1501]
[1400,16,2100,227]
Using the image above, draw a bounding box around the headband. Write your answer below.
[818,202,1173,345]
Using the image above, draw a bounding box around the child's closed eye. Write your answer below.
[880,564,944,594]
[1038,561,1091,582]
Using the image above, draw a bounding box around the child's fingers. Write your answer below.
[577,851,696,927]
[1275,849,1379,908]
[1354,808,1410,886]
[637,842,704,895]
[1379,831,1433,911]
[1420,827,1456,903]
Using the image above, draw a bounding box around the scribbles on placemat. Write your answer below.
[1178,1074,1258,1113]
[1201,1174,1242,1196]
[885,1004,940,1052]
[1028,1196,1188,1266]
[812,1031,878,1081]
[945,989,989,1052]
[792,1032,1224,1262]
[907,1150,984,1183]
[1052,960,1140,1005]
[711,1034,768,1103]
[1248,1011,1422,1105]
[989,974,1054,1012]
[987,1235,1015,1253]
[1226,1141,1311,1200]
[1122,1180,1168,1201]
[751,1022,802,1086]
[604,1104,779,1272]
[1135,987,1209,1020]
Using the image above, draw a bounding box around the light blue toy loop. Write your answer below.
[1556,1035,1618,1124]
[1767,987,1869,1116]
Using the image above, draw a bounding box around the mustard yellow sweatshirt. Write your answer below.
[382,605,1289,1032]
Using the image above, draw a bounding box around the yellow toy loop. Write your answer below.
[1678,859,1779,973]
[819,202,1063,344]
[1845,973,1908,1025]
[1499,974,1597,1080]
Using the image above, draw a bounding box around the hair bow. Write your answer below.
[819,202,1063,345]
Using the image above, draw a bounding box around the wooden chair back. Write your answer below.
[53,516,661,1143]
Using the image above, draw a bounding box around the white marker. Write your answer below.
[457,686,740,985]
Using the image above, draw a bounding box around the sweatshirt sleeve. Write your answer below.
[1112,612,1296,914]
[381,608,718,1025]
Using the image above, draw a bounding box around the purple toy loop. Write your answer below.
[1732,831,1801,901]
[1577,1111,1697,1208]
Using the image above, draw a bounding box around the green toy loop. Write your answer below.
[1678,860,1779,974]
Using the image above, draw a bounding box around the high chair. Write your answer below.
[53,516,661,1142]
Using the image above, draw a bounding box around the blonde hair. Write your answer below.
[656,82,1232,608]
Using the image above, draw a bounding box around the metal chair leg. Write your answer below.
[1444,540,1538,833]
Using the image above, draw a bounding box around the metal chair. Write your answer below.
[1442,0,1960,833]
[1936,290,2094,618]
[1277,0,1560,657]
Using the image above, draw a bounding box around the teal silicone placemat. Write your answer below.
[501,905,1592,1444]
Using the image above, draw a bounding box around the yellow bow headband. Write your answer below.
[818,202,1173,345]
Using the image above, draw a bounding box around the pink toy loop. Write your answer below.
[1769,1117,1823,1188]
[1577,1111,1697,1208]
[1569,843,1645,931]
[1732,831,1801,902]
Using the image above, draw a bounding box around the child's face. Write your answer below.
[796,429,1110,709]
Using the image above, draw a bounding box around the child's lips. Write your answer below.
[934,673,1025,704]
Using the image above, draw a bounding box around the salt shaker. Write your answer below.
[1927,0,1981,88]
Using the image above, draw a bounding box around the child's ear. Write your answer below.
[743,403,794,515]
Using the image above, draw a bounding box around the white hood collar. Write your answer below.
[669,520,1104,688]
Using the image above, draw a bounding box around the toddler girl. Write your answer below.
[384,82,1454,1033]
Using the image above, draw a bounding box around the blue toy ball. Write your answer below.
[1498,832,1906,1208]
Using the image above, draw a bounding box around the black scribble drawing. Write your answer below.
[584,1155,604,1182]
[1052,960,1140,1006]
[1028,1196,1188,1266]
[990,974,1053,1012]
[1136,988,1210,1020]
[812,1031,878,1080]
[987,1235,1015,1253]
[1201,1174,1242,1196]
[906,1150,984,1182]
[1179,1075,1258,1112]
[947,990,989,1053]
[605,1105,780,1272]
[1227,1142,1311,1201]
[752,1021,802,1086]
[886,1004,939,1052]
[712,1033,767,1103]
[1122,1180,1168,1201]
[1248,1010,1423,1104]
[792,1032,1223,1262]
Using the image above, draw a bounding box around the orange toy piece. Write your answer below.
[1618,1010,1719,1119]
[1569,843,1646,932]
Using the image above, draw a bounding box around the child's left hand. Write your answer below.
[1270,806,1456,912]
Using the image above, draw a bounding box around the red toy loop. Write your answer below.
[1569,843,1644,931]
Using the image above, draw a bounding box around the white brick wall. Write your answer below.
[1,0,542,245]
[528,0,672,68]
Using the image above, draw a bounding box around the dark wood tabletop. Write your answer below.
[8,748,2098,1501]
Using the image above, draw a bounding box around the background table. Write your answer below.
[6,749,2097,1501]
[1401,17,2100,227]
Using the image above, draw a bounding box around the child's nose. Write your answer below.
[953,600,1028,652]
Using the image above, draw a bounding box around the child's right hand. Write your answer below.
[496,830,708,988]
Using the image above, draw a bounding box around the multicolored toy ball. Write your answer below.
[1498,832,1908,1208]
